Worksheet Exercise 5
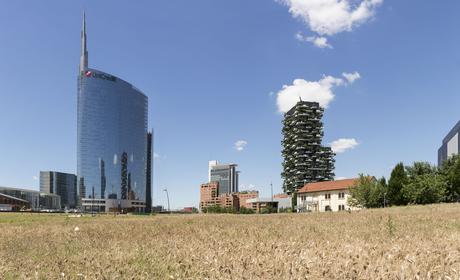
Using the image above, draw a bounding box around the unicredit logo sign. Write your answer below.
[82,70,117,82]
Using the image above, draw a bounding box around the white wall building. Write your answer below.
[297,179,359,213]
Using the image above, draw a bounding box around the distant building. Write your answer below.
[151,205,164,213]
[200,182,219,210]
[218,193,239,210]
[40,171,77,209]
[245,198,278,213]
[281,101,335,194]
[273,193,292,211]
[81,198,145,213]
[438,120,460,166]
[0,193,30,211]
[0,186,61,210]
[199,182,240,212]
[296,178,359,212]
[236,191,259,209]
[208,161,239,194]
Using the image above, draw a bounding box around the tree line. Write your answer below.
[349,155,460,208]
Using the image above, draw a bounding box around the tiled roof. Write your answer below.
[297,178,359,193]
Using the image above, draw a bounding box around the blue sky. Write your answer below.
[0,0,459,209]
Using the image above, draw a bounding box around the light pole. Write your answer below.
[163,188,170,212]
[270,182,273,202]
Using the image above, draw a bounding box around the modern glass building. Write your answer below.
[438,120,460,166]
[40,171,77,209]
[77,14,148,207]
[208,161,239,195]
[0,186,61,210]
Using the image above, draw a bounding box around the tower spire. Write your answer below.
[79,11,88,73]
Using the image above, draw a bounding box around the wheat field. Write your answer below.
[0,204,460,279]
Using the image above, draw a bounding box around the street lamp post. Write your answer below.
[163,188,170,212]
[270,182,273,202]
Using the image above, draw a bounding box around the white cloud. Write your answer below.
[276,72,360,113]
[33,176,38,181]
[295,32,332,48]
[342,72,361,83]
[330,138,359,153]
[234,140,248,151]
[240,184,256,191]
[282,0,383,47]
[282,0,383,36]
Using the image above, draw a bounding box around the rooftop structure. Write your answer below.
[297,178,359,194]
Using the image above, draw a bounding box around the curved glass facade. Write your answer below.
[77,68,147,201]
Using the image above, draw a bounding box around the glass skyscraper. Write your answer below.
[77,13,148,204]
[208,161,239,195]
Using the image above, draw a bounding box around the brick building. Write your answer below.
[199,182,240,212]
[236,191,259,209]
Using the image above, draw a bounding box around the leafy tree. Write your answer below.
[388,163,408,205]
[439,154,460,201]
[406,161,437,178]
[260,206,277,214]
[348,175,386,208]
[291,192,297,210]
[402,174,447,204]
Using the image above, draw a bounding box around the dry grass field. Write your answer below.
[1,204,460,279]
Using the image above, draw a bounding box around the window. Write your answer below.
[338,192,345,199]
[338,205,345,211]
[325,193,331,200]
[325,205,332,211]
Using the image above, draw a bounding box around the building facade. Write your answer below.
[0,193,31,211]
[208,160,239,194]
[281,101,335,194]
[296,179,359,212]
[40,171,77,209]
[199,182,240,212]
[77,14,148,212]
[0,186,61,210]
[200,182,219,210]
[237,191,259,209]
[245,198,278,213]
[438,120,460,166]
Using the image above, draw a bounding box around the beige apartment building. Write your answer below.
[296,178,359,212]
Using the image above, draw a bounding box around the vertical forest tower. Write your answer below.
[282,101,335,194]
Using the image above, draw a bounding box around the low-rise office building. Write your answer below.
[0,186,61,210]
[296,179,359,212]
[236,191,259,209]
[0,193,31,211]
[81,198,145,213]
